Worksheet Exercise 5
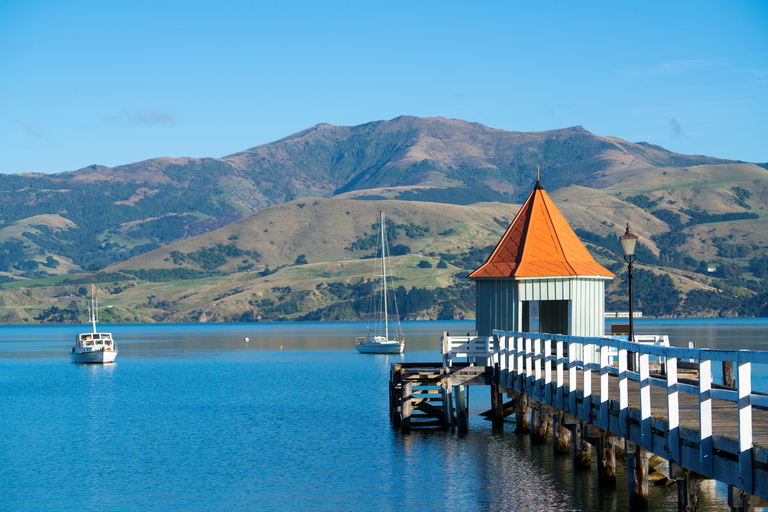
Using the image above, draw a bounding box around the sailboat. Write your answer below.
[70,285,118,363]
[355,211,405,354]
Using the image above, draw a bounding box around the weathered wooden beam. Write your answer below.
[671,462,706,512]
[596,430,617,487]
[455,385,468,433]
[572,421,591,469]
[553,411,572,454]
[442,374,454,429]
[628,443,650,511]
[400,381,412,434]
[515,392,531,434]
[531,403,549,443]
[490,365,505,425]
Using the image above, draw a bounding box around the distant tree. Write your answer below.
[417,260,432,268]
[294,254,308,265]
[437,260,448,268]
[390,244,410,256]
[748,255,768,279]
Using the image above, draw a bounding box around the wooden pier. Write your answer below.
[390,331,768,511]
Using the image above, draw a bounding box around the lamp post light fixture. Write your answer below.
[620,223,638,371]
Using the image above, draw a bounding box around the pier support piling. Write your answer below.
[596,430,617,487]
[627,443,650,511]
[442,374,455,428]
[455,385,468,433]
[514,392,531,433]
[531,402,549,443]
[572,420,592,469]
[400,381,412,434]
[672,463,706,512]
[490,367,504,425]
[553,411,571,454]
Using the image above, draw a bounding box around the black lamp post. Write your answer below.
[620,223,638,371]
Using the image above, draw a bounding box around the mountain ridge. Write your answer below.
[0,116,762,291]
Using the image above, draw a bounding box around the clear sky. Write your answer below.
[1,0,766,174]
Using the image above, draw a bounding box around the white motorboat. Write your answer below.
[355,211,405,355]
[70,286,118,364]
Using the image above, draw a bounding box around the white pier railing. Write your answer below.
[441,330,768,499]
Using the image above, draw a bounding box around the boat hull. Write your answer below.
[355,342,404,354]
[70,349,118,364]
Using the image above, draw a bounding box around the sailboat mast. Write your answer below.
[91,284,97,333]
[380,211,389,341]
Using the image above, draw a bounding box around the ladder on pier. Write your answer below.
[390,362,492,432]
[390,363,453,431]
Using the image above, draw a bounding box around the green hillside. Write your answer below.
[1,117,767,323]
[3,185,768,324]
[0,116,746,280]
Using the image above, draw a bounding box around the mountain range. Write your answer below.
[1,116,767,323]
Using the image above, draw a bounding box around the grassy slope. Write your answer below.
[3,162,768,324]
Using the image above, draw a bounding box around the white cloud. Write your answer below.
[12,119,47,139]
[651,59,723,75]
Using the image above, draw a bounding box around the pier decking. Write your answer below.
[390,331,768,511]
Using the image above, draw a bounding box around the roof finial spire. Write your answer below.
[535,164,543,190]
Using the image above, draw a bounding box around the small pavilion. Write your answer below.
[469,178,614,357]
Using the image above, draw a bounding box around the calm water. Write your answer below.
[1,319,766,511]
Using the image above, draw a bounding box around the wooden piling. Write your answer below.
[531,403,548,443]
[490,367,504,425]
[442,373,455,428]
[627,443,649,511]
[390,365,401,429]
[455,385,468,433]
[515,392,530,433]
[671,463,707,512]
[400,381,412,434]
[596,430,617,487]
[572,421,591,469]
[553,411,571,454]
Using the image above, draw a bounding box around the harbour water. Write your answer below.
[1,319,766,511]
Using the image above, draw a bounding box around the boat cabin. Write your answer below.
[75,332,114,350]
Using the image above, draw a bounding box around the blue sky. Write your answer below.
[1,0,766,174]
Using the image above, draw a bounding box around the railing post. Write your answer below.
[556,339,564,410]
[568,339,577,415]
[442,331,450,368]
[499,333,509,388]
[639,352,651,450]
[600,343,609,431]
[544,338,552,405]
[666,356,680,464]
[534,337,542,401]
[737,357,753,492]
[582,339,591,422]
[525,336,533,396]
[619,345,629,439]
[516,336,525,393]
[699,358,713,476]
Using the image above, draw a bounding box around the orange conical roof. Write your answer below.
[469,181,614,279]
